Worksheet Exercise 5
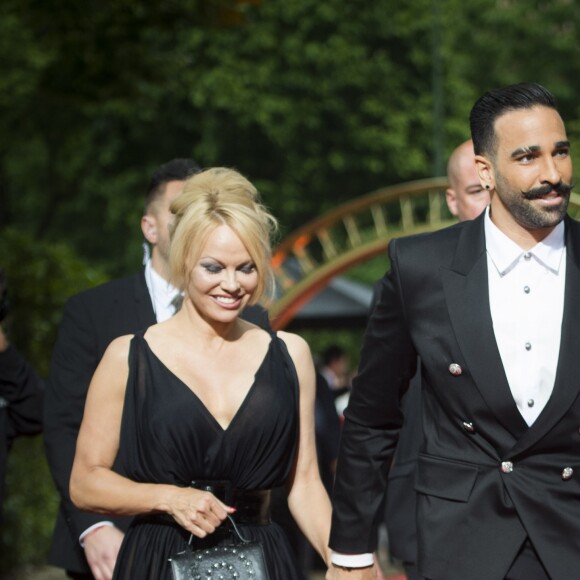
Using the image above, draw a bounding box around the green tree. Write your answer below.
[3,0,580,277]
[441,0,580,163]
[185,0,438,234]
[0,0,221,275]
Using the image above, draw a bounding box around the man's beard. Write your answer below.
[495,172,573,230]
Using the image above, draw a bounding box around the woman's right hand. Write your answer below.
[166,487,235,537]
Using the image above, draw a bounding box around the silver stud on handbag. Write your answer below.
[169,515,270,580]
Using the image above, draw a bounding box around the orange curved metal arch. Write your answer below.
[270,177,451,329]
[269,181,580,330]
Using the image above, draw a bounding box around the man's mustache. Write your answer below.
[522,181,574,200]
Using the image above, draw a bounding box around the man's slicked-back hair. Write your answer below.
[469,83,558,157]
[145,158,201,212]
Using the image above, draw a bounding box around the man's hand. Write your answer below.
[326,565,376,580]
[83,525,125,580]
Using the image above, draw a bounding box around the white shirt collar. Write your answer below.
[484,206,565,276]
[144,260,181,322]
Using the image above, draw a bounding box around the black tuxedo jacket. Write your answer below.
[0,346,43,518]
[44,271,269,573]
[44,273,156,574]
[330,213,580,580]
[384,367,422,564]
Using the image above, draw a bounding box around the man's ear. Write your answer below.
[475,155,494,191]
[141,215,158,244]
[446,188,459,217]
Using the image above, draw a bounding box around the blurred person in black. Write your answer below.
[319,344,352,417]
[0,268,43,519]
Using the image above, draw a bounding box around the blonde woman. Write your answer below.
[70,168,331,579]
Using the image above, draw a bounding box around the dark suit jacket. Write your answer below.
[44,273,155,574]
[0,346,43,517]
[315,371,341,493]
[384,367,421,564]
[330,213,580,580]
[44,271,269,574]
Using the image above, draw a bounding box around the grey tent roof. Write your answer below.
[287,275,374,329]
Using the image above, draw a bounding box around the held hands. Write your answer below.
[83,525,125,580]
[168,487,235,537]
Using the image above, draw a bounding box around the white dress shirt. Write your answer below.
[485,208,565,425]
[144,259,182,322]
[331,209,567,567]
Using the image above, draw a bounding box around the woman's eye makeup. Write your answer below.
[201,262,223,274]
[239,264,256,274]
[200,262,256,274]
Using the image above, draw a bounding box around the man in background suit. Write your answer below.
[330,82,579,580]
[384,139,489,580]
[44,159,201,579]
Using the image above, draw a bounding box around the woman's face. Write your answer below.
[186,224,258,322]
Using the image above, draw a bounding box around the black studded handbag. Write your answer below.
[169,515,270,580]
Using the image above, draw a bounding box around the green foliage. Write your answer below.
[0,0,215,276]
[3,0,580,276]
[347,255,390,288]
[0,228,107,572]
[300,327,365,375]
[0,229,107,375]
[186,0,437,232]
[0,437,57,573]
[441,0,580,164]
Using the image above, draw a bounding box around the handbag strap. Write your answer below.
[226,514,251,543]
[187,514,251,546]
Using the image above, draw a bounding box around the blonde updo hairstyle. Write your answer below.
[169,168,278,305]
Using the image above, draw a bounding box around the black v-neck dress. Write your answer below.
[112,330,305,579]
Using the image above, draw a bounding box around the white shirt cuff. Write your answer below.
[331,552,374,568]
[79,521,115,547]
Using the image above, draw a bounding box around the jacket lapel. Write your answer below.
[509,216,580,456]
[441,214,529,440]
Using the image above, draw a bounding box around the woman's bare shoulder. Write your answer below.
[100,334,134,368]
[276,330,312,361]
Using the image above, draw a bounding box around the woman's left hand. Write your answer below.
[165,487,235,537]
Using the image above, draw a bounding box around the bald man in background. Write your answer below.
[382,139,490,580]
[446,139,489,221]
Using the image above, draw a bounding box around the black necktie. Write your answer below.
[170,293,184,315]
